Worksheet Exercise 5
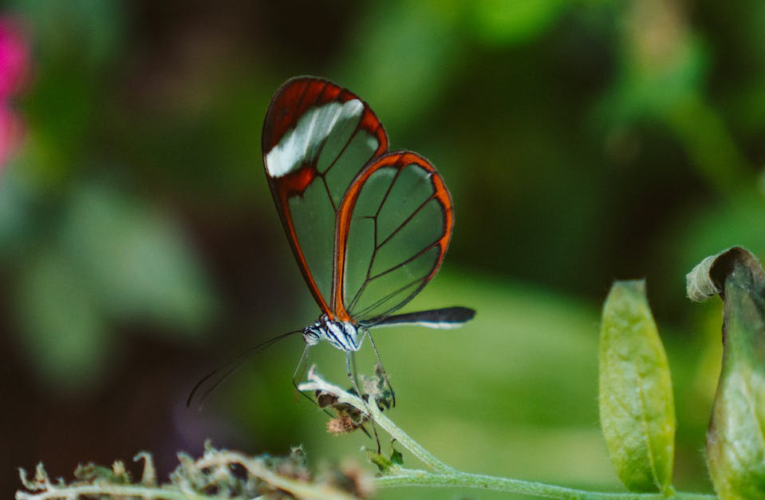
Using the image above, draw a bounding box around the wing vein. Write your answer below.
[344,165,404,312]
[322,177,337,212]
[352,276,427,318]
[312,100,351,175]
[369,239,441,281]
[377,193,438,250]
[374,156,406,218]
[323,124,361,176]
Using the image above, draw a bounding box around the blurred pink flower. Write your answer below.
[0,17,30,171]
[0,18,29,99]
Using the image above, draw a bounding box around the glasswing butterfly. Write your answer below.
[189,76,474,408]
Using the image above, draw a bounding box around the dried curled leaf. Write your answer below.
[687,246,765,302]
[599,280,675,494]
[688,247,765,499]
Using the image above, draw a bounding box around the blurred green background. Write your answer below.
[2,0,765,497]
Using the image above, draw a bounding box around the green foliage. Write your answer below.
[468,0,568,46]
[0,0,218,394]
[1,172,216,392]
[61,183,215,331]
[599,281,675,494]
[16,245,108,393]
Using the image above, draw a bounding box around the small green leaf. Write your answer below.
[599,280,675,494]
[469,0,567,46]
[687,247,765,499]
[390,444,404,466]
[62,183,216,335]
[16,248,111,394]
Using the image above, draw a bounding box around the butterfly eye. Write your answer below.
[303,330,320,346]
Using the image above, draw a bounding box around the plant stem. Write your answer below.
[15,484,207,500]
[299,368,454,474]
[299,368,718,500]
[377,469,716,499]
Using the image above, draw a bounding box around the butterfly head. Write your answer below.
[303,318,323,346]
[303,328,321,346]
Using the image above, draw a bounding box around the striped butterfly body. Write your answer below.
[262,76,475,400]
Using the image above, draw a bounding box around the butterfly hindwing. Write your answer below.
[333,152,453,324]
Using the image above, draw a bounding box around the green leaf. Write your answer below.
[469,0,567,46]
[16,248,111,394]
[0,167,36,261]
[687,247,765,499]
[599,280,675,494]
[10,0,125,67]
[337,1,459,132]
[390,445,404,466]
[61,183,216,335]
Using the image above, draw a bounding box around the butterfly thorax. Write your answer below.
[303,314,364,352]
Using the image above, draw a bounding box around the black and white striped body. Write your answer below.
[302,307,476,353]
[303,314,364,352]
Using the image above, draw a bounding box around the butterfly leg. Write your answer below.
[364,421,382,454]
[346,351,381,453]
[349,352,376,441]
[366,330,396,408]
[345,351,364,402]
[350,351,362,393]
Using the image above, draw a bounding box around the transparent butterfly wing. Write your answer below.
[262,77,388,316]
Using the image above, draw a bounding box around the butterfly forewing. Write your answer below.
[333,152,453,324]
[262,77,388,316]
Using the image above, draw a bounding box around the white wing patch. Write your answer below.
[265,99,364,178]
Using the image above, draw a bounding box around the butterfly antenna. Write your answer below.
[292,345,339,419]
[187,328,303,409]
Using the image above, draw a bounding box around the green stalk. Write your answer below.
[377,470,715,499]
[16,485,208,500]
